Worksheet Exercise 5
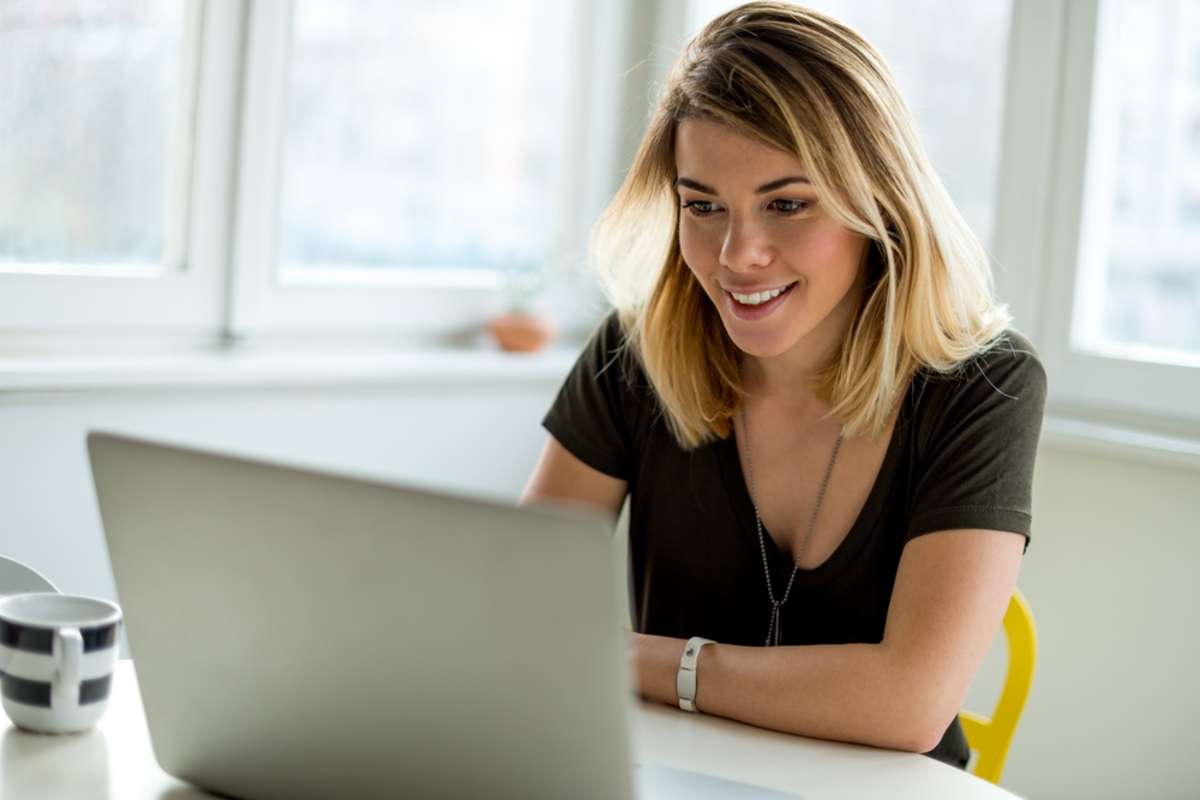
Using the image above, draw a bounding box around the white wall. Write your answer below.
[0,377,563,601]
[969,445,1200,799]
[2,378,1196,799]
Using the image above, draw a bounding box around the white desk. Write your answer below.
[1,661,1019,799]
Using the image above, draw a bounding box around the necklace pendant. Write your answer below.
[766,605,783,647]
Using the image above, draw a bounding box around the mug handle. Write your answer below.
[53,628,83,705]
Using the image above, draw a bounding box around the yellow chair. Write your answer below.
[961,588,1037,785]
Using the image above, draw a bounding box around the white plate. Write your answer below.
[0,556,58,596]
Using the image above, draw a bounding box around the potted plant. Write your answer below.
[487,259,556,352]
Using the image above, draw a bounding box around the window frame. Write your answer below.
[0,0,237,339]
[0,0,628,348]
[226,0,609,340]
[993,0,1200,434]
[8,0,1193,444]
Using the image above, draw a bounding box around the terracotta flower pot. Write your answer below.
[487,313,556,353]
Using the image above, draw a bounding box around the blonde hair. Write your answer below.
[590,1,1011,448]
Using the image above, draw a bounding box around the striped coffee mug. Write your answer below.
[0,593,121,734]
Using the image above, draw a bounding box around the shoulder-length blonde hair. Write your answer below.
[590,1,1011,448]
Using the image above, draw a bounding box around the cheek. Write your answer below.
[679,221,721,272]
[790,224,864,288]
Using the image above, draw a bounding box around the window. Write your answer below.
[7,0,1191,436]
[229,0,595,336]
[0,0,237,337]
[1027,0,1200,428]
[2,1,607,342]
[1072,0,1200,365]
[0,1,185,272]
[280,1,575,276]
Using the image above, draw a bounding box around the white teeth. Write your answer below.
[730,284,791,305]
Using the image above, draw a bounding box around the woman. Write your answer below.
[523,2,1045,768]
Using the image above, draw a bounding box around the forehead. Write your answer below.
[674,117,807,188]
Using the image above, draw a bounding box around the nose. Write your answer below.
[719,213,774,274]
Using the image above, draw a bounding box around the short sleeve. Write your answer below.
[542,312,641,481]
[906,331,1048,551]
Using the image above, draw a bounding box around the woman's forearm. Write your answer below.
[631,632,951,753]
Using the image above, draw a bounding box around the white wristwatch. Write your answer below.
[675,636,716,712]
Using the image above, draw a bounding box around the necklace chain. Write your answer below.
[739,404,844,647]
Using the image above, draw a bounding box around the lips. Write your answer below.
[723,281,797,321]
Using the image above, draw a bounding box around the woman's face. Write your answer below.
[674,117,868,362]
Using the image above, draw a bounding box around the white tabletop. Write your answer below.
[0,661,1019,800]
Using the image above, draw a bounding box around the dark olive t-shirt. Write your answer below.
[542,312,1046,768]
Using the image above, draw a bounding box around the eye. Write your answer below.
[768,198,814,216]
[681,200,719,217]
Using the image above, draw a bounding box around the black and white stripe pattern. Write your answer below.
[0,669,114,709]
[0,619,119,654]
[0,619,119,709]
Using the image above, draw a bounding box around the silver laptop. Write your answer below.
[88,432,799,800]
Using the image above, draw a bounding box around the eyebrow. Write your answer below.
[675,175,811,195]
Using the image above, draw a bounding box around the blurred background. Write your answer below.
[0,1,1197,797]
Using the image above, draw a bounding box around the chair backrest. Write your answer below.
[960,588,1037,785]
[0,555,59,596]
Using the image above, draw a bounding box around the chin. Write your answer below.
[718,315,807,359]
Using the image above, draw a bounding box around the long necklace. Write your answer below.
[739,404,844,646]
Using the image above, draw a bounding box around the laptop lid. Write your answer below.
[88,431,635,799]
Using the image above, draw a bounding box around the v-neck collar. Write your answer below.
[715,407,905,589]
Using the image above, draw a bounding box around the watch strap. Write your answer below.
[676,636,716,712]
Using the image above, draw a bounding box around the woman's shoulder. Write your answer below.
[900,329,1047,545]
[906,329,1047,437]
[977,328,1043,373]
[915,329,1046,397]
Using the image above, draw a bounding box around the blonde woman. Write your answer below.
[523,2,1045,768]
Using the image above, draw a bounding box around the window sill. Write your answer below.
[1041,415,1200,473]
[0,345,581,395]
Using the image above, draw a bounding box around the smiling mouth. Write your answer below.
[725,282,797,306]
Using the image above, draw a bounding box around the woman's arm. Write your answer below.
[520,435,628,515]
[632,529,1024,753]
